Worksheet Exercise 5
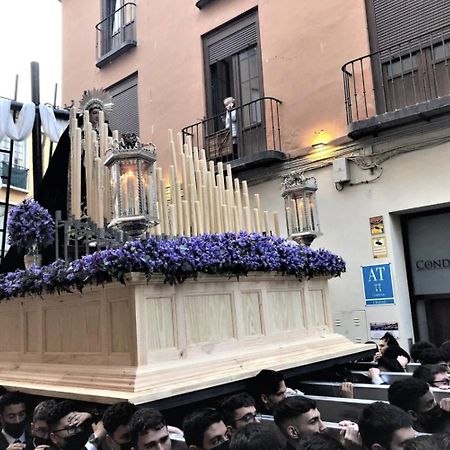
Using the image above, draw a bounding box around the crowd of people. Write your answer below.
[0,335,449,450]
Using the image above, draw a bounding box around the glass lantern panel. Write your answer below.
[119,159,140,216]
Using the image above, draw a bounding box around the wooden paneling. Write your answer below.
[145,296,176,350]
[184,293,234,344]
[44,302,102,353]
[266,290,305,334]
[241,291,263,336]
[110,300,131,353]
[308,289,327,327]
[0,312,20,351]
[25,310,39,353]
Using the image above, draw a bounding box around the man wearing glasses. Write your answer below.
[220,394,260,437]
[48,401,100,450]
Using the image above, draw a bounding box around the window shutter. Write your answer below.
[372,0,450,50]
[207,23,257,64]
[107,74,139,135]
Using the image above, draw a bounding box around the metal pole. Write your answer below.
[31,61,43,194]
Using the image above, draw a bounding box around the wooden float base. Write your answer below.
[0,274,372,404]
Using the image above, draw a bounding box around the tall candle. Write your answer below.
[177,132,184,155]
[214,186,222,233]
[182,200,190,236]
[242,180,249,198]
[222,205,230,231]
[160,178,170,235]
[195,201,203,235]
[207,171,215,233]
[189,184,198,235]
[169,204,177,237]
[170,139,178,175]
[263,210,270,235]
[176,181,183,236]
[95,157,104,227]
[243,206,252,231]
[234,179,243,231]
[253,208,261,233]
[273,212,281,236]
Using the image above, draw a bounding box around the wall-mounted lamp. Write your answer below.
[311,129,330,149]
[281,171,320,246]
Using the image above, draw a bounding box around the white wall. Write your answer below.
[249,139,450,350]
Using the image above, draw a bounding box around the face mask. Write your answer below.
[4,421,26,439]
[212,441,230,450]
[417,403,447,433]
[34,437,53,447]
[63,429,92,450]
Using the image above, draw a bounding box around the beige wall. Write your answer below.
[62,0,370,171]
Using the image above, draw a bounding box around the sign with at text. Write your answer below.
[361,263,395,306]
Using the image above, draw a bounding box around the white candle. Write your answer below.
[273,212,281,236]
[182,200,190,236]
[222,204,230,231]
[195,201,203,235]
[253,208,261,233]
[169,204,177,237]
[264,210,270,235]
[176,181,183,236]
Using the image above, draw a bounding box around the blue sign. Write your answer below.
[361,263,395,306]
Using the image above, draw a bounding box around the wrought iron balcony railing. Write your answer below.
[96,2,136,67]
[342,24,450,131]
[182,97,284,167]
[1,162,28,190]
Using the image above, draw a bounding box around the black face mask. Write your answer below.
[62,429,92,450]
[212,441,230,450]
[34,437,53,447]
[4,421,26,439]
[417,403,447,433]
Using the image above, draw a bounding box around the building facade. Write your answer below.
[60,0,450,347]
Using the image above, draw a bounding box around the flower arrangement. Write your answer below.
[0,232,345,300]
[7,199,55,252]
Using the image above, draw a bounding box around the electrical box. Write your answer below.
[334,310,368,344]
[333,158,350,183]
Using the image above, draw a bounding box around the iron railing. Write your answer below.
[182,97,282,164]
[1,162,28,190]
[342,24,450,124]
[96,2,136,61]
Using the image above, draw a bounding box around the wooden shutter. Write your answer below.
[107,73,139,135]
[370,0,450,51]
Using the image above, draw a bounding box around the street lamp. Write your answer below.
[104,133,159,238]
[281,171,320,246]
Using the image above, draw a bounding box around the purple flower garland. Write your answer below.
[0,232,345,300]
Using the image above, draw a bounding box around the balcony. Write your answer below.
[182,97,286,171]
[342,25,450,138]
[1,162,28,190]
[96,2,137,68]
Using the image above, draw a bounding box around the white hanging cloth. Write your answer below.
[5,101,35,141]
[39,104,67,143]
[0,99,11,143]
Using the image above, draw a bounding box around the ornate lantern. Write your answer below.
[281,171,320,246]
[104,133,158,237]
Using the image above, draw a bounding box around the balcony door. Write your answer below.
[366,0,450,114]
[203,10,265,159]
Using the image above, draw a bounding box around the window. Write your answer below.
[96,1,136,67]
[203,10,263,120]
[366,0,450,113]
[107,73,139,135]
[0,138,28,190]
